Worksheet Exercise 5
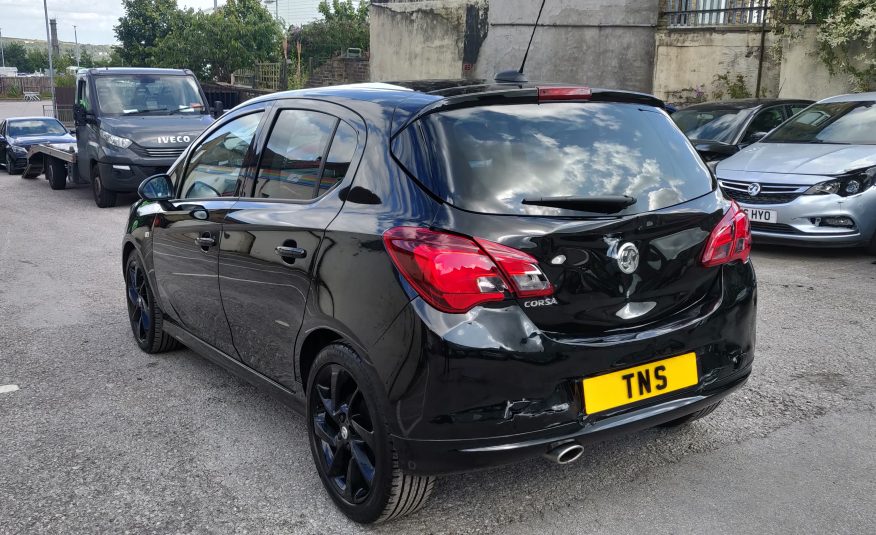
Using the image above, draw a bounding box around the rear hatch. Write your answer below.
[397,94,727,336]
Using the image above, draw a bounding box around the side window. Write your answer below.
[318,121,358,194]
[0,121,5,136]
[180,112,262,199]
[77,80,90,111]
[743,107,785,143]
[254,109,337,200]
[788,104,808,117]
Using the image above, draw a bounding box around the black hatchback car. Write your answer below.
[123,81,756,523]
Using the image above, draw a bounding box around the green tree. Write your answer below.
[26,49,49,72]
[114,0,180,66]
[153,0,282,82]
[2,43,32,72]
[774,0,875,90]
[295,0,369,72]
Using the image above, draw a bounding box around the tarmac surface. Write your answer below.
[1,105,874,533]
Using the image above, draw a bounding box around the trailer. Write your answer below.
[23,143,87,190]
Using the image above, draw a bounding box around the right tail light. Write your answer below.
[701,201,751,267]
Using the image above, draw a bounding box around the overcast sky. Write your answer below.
[0,0,220,46]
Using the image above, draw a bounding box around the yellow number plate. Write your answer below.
[582,353,699,414]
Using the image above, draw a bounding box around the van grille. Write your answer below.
[132,145,186,159]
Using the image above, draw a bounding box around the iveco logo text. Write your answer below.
[156,135,191,144]
[524,297,558,308]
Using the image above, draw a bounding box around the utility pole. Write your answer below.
[1,28,5,68]
[74,25,80,68]
[43,0,56,117]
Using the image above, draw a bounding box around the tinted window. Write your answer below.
[7,118,67,137]
[181,112,262,199]
[765,101,876,145]
[319,122,358,193]
[672,107,753,143]
[742,106,785,143]
[254,109,336,200]
[418,102,712,217]
[788,104,808,116]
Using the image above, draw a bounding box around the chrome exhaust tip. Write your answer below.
[544,442,585,465]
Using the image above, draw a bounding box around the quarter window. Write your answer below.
[318,122,358,194]
[181,112,262,199]
[254,109,337,200]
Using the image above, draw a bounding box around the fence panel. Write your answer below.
[662,0,770,27]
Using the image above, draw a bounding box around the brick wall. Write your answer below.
[305,57,370,88]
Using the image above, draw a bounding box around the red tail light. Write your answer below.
[537,86,592,101]
[383,227,553,313]
[701,201,751,267]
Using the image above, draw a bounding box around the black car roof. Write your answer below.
[239,80,666,135]
[680,98,813,111]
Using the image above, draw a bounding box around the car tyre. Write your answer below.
[658,400,723,428]
[92,164,117,208]
[125,253,181,353]
[47,158,67,190]
[306,343,435,524]
[867,233,876,256]
[7,152,21,176]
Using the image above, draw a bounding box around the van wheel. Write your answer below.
[47,158,67,190]
[92,165,117,207]
[307,344,435,524]
[659,401,722,428]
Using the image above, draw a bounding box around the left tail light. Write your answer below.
[701,201,751,267]
[383,227,553,314]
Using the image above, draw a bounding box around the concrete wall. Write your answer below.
[475,0,660,92]
[370,0,661,93]
[653,24,856,104]
[370,0,476,81]
[777,26,854,100]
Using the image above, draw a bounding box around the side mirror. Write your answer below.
[73,104,85,126]
[212,100,224,119]
[742,131,768,146]
[138,174,174,201]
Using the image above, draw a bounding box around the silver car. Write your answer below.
[715,92,876,254]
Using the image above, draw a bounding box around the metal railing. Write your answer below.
[662,0,771,27]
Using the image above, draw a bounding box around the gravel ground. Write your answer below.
[0,162,874,534]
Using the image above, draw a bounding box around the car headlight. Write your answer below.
[11,145,28,155]
[99,130,133,149]
[804,166,876,197]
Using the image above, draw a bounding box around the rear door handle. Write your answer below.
[195,236,215,247]
[275,245,307,259]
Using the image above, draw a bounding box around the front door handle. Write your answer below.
[195,236,215,248]
[275,245,306,259]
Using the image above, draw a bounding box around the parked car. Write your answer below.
[672,99,813,171]
[122,81,756,523]
[0,117,75,174]
[715,93,876,253]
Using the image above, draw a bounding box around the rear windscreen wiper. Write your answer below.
[522,195,636,213]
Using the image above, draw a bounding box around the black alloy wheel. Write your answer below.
[307,344,434,523]
[125,254,179,353]
[6,152,20,175]
[311,363,378,505]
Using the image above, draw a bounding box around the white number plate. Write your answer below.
[741,206,777,224]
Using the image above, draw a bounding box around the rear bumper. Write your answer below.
[376,262,757,476]
[394,369,749,475]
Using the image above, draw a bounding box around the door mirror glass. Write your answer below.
[741,131,768,146]
[138,174,174,201]
[73,104,86,126]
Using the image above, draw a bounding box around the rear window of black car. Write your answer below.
[412,102,713,217]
